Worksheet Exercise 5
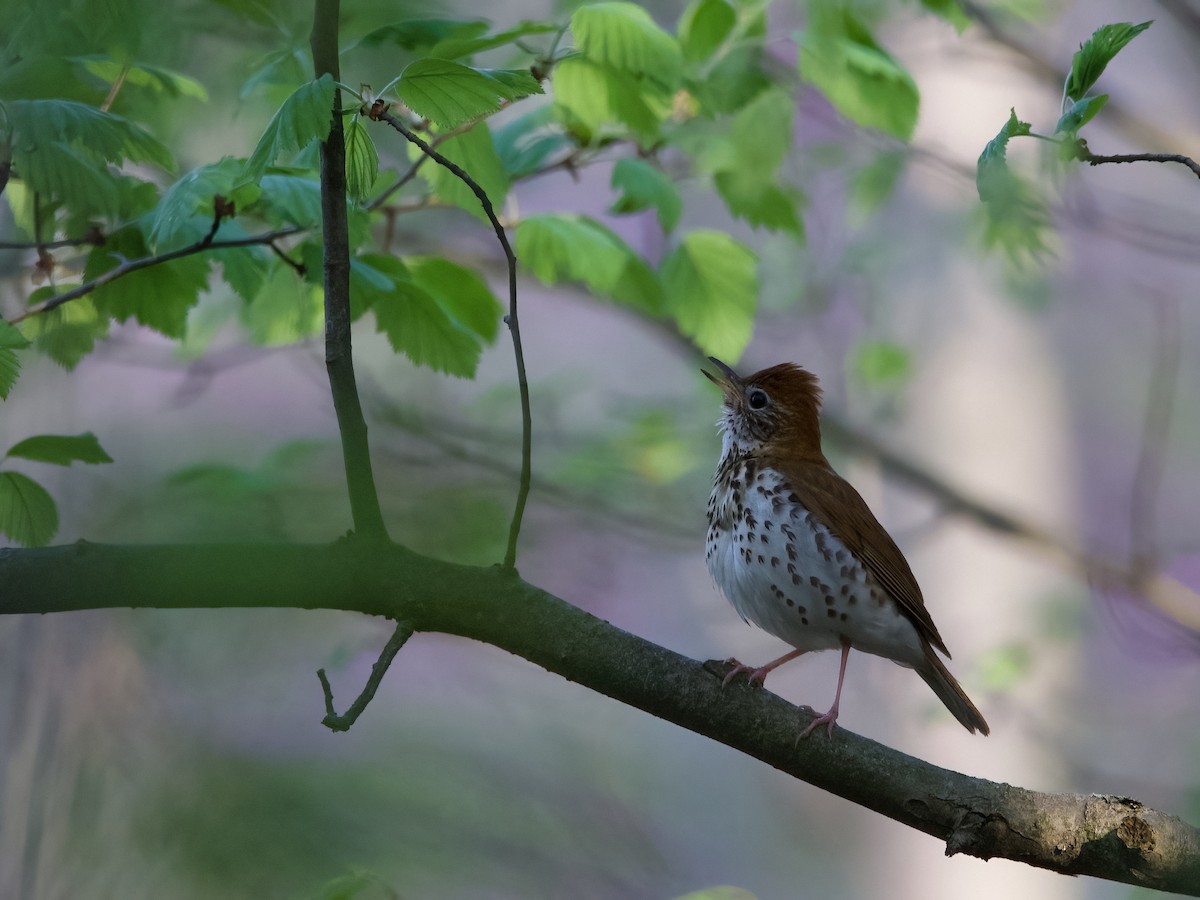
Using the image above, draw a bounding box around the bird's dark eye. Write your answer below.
[747,389,769,410]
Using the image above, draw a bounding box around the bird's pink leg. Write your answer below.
[798,638,852,739]
[722,648,807,687]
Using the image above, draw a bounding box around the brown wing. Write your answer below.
[780,458,951,657]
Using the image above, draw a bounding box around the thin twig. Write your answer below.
[375,108,533,571]
[100,64,130,113]
[317,621,414,731]
[1081,151,1200,179]
[13,209,225,323]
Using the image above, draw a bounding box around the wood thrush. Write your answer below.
[703,358,989,738]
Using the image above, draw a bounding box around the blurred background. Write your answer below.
[1,0,1199,898]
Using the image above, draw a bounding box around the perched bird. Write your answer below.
[703,358,989,738]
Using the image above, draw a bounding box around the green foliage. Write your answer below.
[609,158,681,231]
[243,75,336,182]
[0,471,57,547]
[851,340,911,388]
[0,320,31,399]
[798,3,919,141]
[678,0,737,62]
[1064,22,1151,103]
[516,214,661,313]
[6,432,113,465]
[661,231,757,360]
[395,59,543,129]
[422,125,510,220]
[343,116,380,203]
[571,3,683,89]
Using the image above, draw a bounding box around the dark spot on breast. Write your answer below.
[808,575,820,588]
[770,557,780,568]
[824,594,835,606]
[826,608,837,619]
[800,616,809,625]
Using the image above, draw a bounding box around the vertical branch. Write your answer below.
[311,0,388,541]
[374,111,532,571]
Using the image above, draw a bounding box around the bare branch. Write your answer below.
[1083,151,1200,180]
[317,621,414,731]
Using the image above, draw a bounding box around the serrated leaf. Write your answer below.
[354,18,489,52]
[661,230,756,359]
[396,59,543,129]
[1054,94,1108,136]
[976,108,1032,204]
[428,21,560,60]
[240,48,309,99]
[678,0,737,62]
[4,99,173,171]
[571,2,682,89]
[355,254,483,377]
[7,432,113,465]
[552,56,664,143]
[610,158,681,231]
[1064,21,1151,102]
[0,320,30,400]
[0,471,58,547]
[516,213,662,312]
[406,257,503,342]
[15,142,122,218]
[85,227,211,337]
[425,125,510,221]
[798,6,919,140]
[713,174,803,234]
[242,75,336,182]
[343,116,379,203]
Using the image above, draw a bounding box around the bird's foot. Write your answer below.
[796,704,839,741]
[721,657,771,688]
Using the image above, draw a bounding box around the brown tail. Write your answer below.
[918,645,990,735]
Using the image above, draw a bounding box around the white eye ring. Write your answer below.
[748,389,768,410]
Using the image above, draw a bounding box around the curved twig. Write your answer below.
[1083,151,1200,180]
[317,620,414,731]
[374,108,532,571]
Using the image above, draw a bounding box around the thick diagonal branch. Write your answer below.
[1,540,1197,895]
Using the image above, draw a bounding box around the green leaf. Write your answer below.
[0,320,30,400]
[255,173,324,227]
[4,99,173,171]
[975,110,1048,260]
[18,296,108,371]
[849,151,906,218]
[72,56,209,101]
[852,341,911,387]
[425,125,510,221]
[1064,21,1151,102]
[976,108,1032,204]
[396,59,543,129]
[571,2,683,89]
[6,432,113,465]
[85,227,211,338]
[406,257,503,342]
[798,6,919,140]
[917,0,970,32]
[493,106,572,178]
[552,56,664,143]
[516,213,661,312]
[242,262,323,345]
[1054,94,1108,136]
[354,19,489,52]
[610,158,681,231]
[426,21,560,60]
[714,175,803,234]
[354,254,484,377]
[148,157,255,251]
[0,471,58,547]
[242,75,336,182]
[678,0,737,62]
[660,230,756,358]
[240,48,309,99]
[343,116,380,203]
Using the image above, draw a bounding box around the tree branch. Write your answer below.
[1082,151,1200,180]
[0,539,1197,894]
[373,109,532,570]
[317,620,414,731]
[311,0,388,542]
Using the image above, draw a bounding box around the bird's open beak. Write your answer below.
[702,357,742,396]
